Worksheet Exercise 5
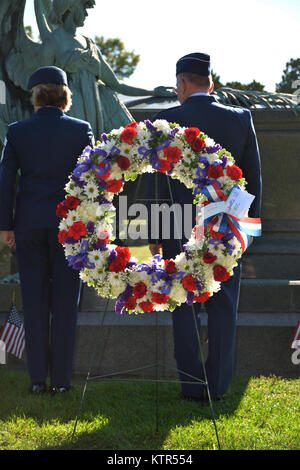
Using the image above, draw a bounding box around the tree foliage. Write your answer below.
[276,58,300,93]
[211,70,265,91]
[94,36,140,80]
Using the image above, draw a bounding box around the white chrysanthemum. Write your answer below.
[65,181,83,198]
[169,281,187,304]
[84,181,99,199]
[77,200,106,223]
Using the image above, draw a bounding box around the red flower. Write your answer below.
[226,164,243,181]
[125,122,138,128]
[140,301,154,312]
[133,282,147,299]
[117,156,130,170]
[207,165,224,179]
[56,202,68,219]
[124,295,137,310]
[120,127,137,144]
[151,292,170,304]
[65,196,81,210]
[194,292,211,303]
[158,159,172,173]
[115,246,131,262]
[109,246,131,272]
[202,251,217,264]
[97,230,110,244]
[191,138,205,152]
[95,161,111,180]
[109,259,127,273]
[164,259,177,274]
[106,179,123,193]
[184,127,200,143]
[58,230,68,244]
[210,227,225,239]
[163,146,182,163]
[68,221,87,240]
[182,273,197,291]
[213,265,231,282]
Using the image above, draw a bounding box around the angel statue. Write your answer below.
[0,0,175,142]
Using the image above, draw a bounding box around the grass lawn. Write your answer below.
[0,368,299,451]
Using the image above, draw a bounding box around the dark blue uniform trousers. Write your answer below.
[164,243,241,398]
[15,228,80,387]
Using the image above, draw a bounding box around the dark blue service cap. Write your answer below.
[28,66,68,90]
[176,52,211,76]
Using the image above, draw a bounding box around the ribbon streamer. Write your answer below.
[202,182,261,252]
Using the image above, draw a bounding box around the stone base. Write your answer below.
[2,310,299,380]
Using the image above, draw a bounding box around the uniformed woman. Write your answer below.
[0,66,94,394]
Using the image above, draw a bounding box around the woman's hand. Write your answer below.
[153,86,176,97]
[1,231,16,249]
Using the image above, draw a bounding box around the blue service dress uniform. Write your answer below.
[0,106,94,387]
[145,93,262,398]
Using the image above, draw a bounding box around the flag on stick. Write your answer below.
[0,298,25,360]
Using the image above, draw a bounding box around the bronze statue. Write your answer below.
[0,0,175,142]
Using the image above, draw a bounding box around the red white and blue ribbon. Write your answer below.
[202,182,261,252]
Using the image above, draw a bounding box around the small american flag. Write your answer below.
[0,304,25,359]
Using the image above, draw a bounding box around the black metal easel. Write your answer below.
[71,174,221,450]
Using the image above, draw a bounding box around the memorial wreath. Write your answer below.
[57,119,261,314]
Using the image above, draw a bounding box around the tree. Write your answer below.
[276,58,300,93]
[211,70,223,89]
[225,80,265,91]
[94,36,140,80]
[211,70,265,91]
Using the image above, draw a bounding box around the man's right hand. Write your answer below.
[149,243,162,256]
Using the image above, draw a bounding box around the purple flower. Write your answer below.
[93,241,108,251]
[98,194,112,206]
[67,253,95,270]
[100,133,110,143]
[64,237,78,245]
[169,127,179,138]
[186,291,194,305]
[145,120,158,133]
[71,175,86,188]
[206,143,222,154]
[87,221,95,234]
[115,284,133,315]
[198,155,208,166]
[107,249,117,263]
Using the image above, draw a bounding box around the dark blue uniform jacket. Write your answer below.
[0,106,94,231]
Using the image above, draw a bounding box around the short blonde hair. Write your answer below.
[30,83,72,112]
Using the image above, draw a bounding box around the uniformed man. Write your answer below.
[146,53,262,400]
[0,66,94,394]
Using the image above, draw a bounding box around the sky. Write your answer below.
[24,0,300,94]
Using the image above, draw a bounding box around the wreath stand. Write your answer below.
[71,173,221,450]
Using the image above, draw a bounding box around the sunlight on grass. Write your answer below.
[129,244,152,263]
[0,369,299,450]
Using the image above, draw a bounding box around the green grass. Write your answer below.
[0,369,299,450]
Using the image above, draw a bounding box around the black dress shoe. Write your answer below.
[49,385,71,395]
[31,382,47,394]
